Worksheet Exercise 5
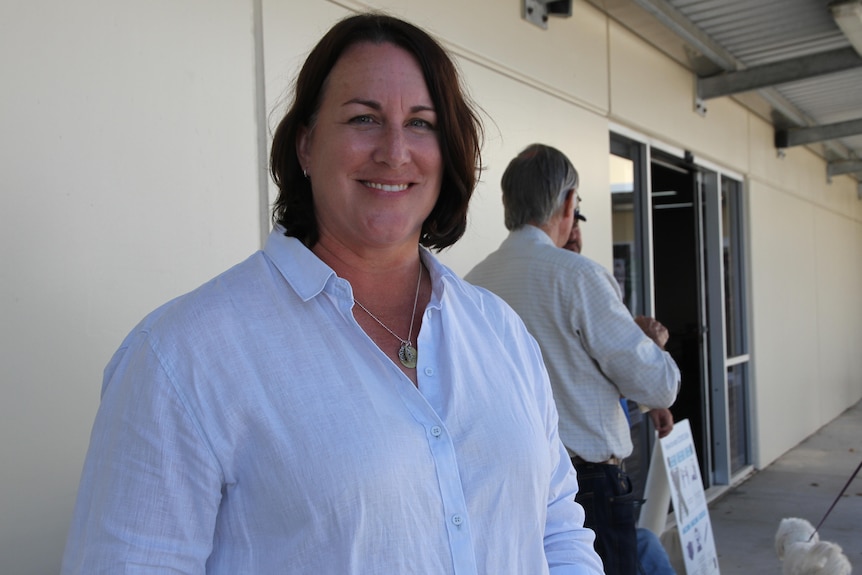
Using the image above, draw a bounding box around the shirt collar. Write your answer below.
[263,226,335,302]
[420,247,454,312]
[507,224,557,248]
[263,226,458,308]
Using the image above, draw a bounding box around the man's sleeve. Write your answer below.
[575,267,680,409]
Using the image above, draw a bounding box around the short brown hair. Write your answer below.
[269,13,484,251]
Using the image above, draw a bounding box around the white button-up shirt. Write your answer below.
[61,227,604,575]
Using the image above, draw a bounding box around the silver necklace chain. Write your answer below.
[353,262,422,368]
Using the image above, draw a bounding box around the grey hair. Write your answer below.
[501,143,579,231]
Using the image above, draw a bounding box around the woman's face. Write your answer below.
[298,41,443,256]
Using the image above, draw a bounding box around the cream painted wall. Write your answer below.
[746,112,862,464]
[814,206,862,412]
[608,21,750,172]
[1,1,260,573]
[747,179,822,457]
[352,0,610,116]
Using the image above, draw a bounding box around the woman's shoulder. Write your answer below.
[121,250,274,346]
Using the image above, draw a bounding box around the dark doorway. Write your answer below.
[650,156,710,486]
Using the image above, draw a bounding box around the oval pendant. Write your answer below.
[398,343,417,369]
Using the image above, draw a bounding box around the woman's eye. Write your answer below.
[349,115,376,125]
[408,118,435,130]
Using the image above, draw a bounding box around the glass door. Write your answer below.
[610,132,751,490]
[704,176,751,483]
[650,151,711,485]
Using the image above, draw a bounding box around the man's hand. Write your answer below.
[649,408,675,438]
[633,315,669,350]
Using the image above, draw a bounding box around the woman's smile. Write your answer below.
[362,181,411,193]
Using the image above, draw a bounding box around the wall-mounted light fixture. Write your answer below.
[831,0,862,56]
[523,0,572,30]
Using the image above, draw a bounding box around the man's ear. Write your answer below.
[562,188,577,219]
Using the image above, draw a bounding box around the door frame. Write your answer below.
[609,125,752,489]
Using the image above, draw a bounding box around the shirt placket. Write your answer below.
[401,297,479,575]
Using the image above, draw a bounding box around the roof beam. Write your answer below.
[698,48,862,100]
[827,159,862,177]
[775,118,862,148]
[632,0,737,70]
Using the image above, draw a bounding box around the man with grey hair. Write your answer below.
[466,143,680,575]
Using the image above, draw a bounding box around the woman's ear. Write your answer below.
[296,125,311,174]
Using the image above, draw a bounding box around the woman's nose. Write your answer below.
[374,125,410,168]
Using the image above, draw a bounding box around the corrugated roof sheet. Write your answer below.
[668,0,862,154]
[670,0,846,65]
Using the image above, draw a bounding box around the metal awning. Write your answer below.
[582,0,862,190]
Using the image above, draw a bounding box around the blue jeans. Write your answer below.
[637,527,677,575]
[573,461,638,575]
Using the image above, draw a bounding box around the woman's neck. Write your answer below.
[312,237,422,298]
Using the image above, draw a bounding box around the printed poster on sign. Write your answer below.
[660,419,720,575]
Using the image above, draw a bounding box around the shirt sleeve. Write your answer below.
[542,382,606,575]
[487,294,605,574]
[61,332,223,575]
[574,266,680,410]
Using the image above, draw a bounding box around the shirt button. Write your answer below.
[430,426,442,437]
[452,514,463,526]
[424,367,434,376]
[426,309,433,319]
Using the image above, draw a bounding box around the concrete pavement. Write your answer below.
[706,399,862,574]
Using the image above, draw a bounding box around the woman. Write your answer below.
[62,13,603,575]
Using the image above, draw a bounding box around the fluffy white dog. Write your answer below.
[775,517,852,575]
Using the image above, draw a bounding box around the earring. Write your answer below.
[303,168,309,179]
